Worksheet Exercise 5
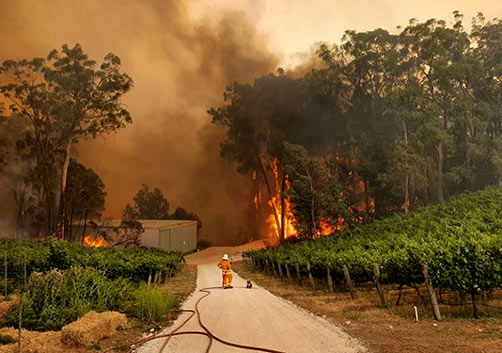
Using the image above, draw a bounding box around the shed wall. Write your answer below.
[157,224,197,252]
[170,223,197,253]
[140,229,159,248]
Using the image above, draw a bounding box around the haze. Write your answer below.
[0,0,500,244]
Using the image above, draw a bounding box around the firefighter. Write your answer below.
[217,254,233,288]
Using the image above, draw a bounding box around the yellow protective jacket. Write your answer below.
[217,259,232,275]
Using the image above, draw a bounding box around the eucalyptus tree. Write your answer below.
[132,184,170,220]
[469,14,502,187]
[317,28,402,216]
[64,159,106,241]
[0,44,133,237]
[209,71,336,242]
[398,14,476,202]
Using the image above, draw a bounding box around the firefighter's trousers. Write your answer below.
[222,270,233,288]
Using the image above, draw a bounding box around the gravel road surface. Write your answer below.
[137,242,366,353]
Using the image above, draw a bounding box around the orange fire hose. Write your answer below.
[127,286,285,353]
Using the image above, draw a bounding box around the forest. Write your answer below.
[209,12,502,241]
[0,45,200,242]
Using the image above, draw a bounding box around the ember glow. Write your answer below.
[83,235,107,248]
[262,157,375,240]
[267,196,297,239]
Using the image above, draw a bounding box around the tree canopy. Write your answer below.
[0,43,133,238]
[132,184,170,220]
[210,13,502,240]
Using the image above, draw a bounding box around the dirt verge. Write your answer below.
[233,261,502,353]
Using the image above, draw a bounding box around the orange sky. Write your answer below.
[192,0,501,67]
[0,1,500,242]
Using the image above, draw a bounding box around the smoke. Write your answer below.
[0,0,278,244]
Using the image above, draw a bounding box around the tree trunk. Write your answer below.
[472,293,479,319]
[280,173,286,243]
[403,120,410,214]
[47,197,52,237]
[68,204,74,242]
[57,141,72,239]
[305,169,317,237]
[81,209,88,243]
[258,157,282,239]
[13,185,26,238]
[436,143,444,202]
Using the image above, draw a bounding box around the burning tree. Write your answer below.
[209,72,337,242]
[282,142,348,238]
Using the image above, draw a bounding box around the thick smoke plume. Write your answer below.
[0,0,277,244]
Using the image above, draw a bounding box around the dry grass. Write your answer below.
[233,261,502,353]
[0,296,17,322]
[159,263,198,302]
[61,311,128,347]
[99,263,198,353]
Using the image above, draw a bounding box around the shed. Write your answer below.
[73,219,198,253]
[138,219,197,252]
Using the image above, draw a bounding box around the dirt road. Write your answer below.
[138,242,366,353]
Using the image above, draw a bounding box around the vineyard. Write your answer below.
[0,238,185,332]
[0,238,184,290]
[244,187,502,318]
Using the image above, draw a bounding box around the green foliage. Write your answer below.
[0,238,184,288]
[245,188,502,300]
[0,43,133,237]
[114,204,145,247]
[64,159,106,240]
[283,142,346,238]
[171,207,202,234]
[133,184,170,220]
[210,14,502,241]
[126,283,175,322]
[4,268,132,331]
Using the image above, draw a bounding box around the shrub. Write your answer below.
[245,187,502,304]
[3,268,132,331]
[126,284,175,322]
[0,238,184,289]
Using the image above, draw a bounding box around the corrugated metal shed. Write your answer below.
[97,219,196,230]
[74,219,197,253]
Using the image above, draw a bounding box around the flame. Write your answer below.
[260,157,376,240]
[265,158,297,239]
[83,235,107,248]
[266,196,297,239]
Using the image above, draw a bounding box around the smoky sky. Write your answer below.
[0,0,277,244]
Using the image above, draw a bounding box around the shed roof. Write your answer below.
[79,219,197,230]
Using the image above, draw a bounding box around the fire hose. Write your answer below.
[127,286,286,353]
